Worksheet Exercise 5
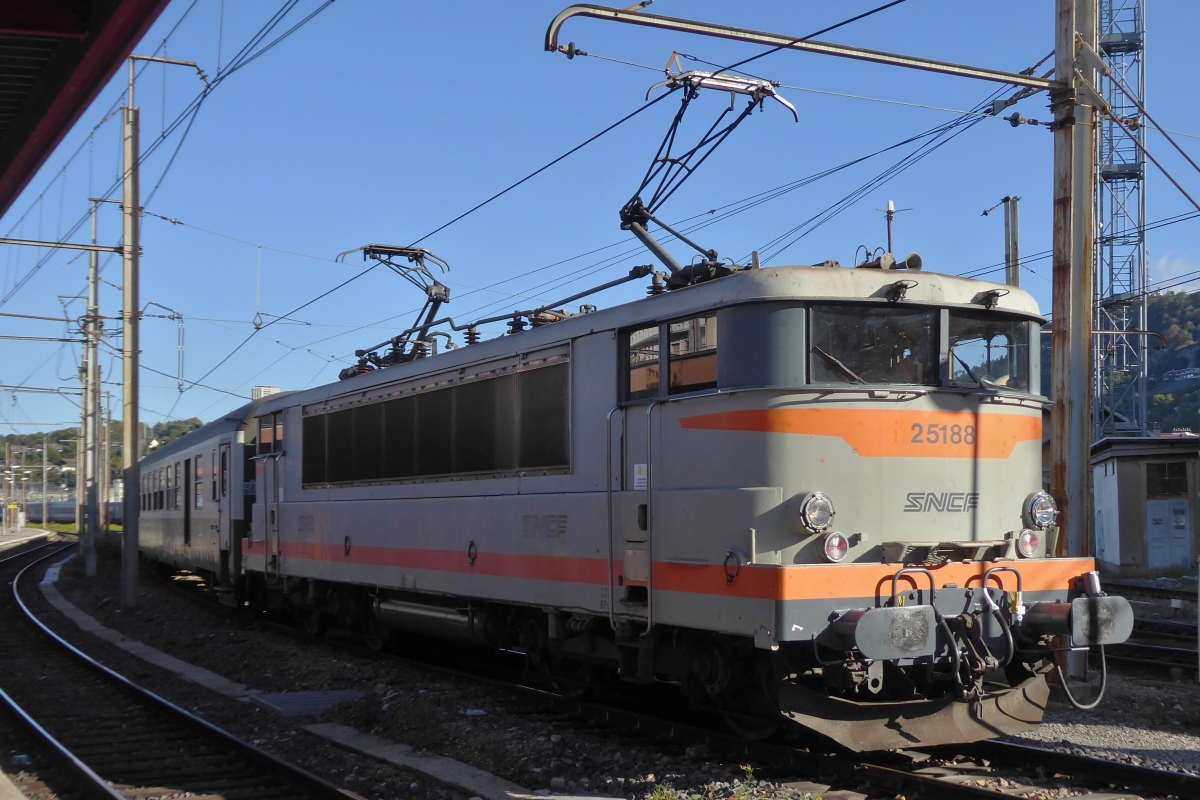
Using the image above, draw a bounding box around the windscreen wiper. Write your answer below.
[951,350,999,390]
[813,345,865,384]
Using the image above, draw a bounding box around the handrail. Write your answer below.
[604,405,620,631]
[982,565,1023,667]
[890,566,937,606]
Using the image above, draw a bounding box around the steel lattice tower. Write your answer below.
[1094,0,1148,439]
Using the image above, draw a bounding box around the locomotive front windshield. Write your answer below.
[810,305,938,386]
[947,311,1031,392]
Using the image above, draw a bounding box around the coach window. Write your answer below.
[174,461,182,509]
[668,314,717,394]
[166,464,174,509]
[947,310,1031,393]
[194,455,204,509]
[627,325,660,400]
[809,305,938,386]
[258,415,275,455]
[211,451,218,501]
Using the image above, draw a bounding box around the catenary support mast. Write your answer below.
[1051,0,1097,559]
[1094,0,1148,437]
[121,58,141,608]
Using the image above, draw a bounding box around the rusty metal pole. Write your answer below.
[1050,0,1096,560]
[1051,0,1097,680]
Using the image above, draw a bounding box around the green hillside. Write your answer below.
[1146,291,1200,432]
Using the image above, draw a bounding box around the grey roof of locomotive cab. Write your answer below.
[140,392,295,468]
[250,264,1046,417]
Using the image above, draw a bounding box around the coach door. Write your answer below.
[217,443,231,551]
[257,412,284,576]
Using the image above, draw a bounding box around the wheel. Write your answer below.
[363,615,390,652]
[721,710,781,741]
[303,611,328,637]
[548,655,597,700]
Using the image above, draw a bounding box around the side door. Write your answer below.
[1147,499,1170,569]
[1168,499,1192,569]
[265,453,282,574]
[217,442,231,551]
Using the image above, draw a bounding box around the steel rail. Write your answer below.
[963,739,1200,798]
[0,543,125,799]
[9,548,364,800]
[1105,578,1196,602]
[545,5,1059,92]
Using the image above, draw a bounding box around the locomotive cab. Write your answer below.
[607,265,1132,749]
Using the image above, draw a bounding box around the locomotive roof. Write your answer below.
[141,392,295,467]
[250,264,1043,415]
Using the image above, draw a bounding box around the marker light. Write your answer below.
[800,492,836,533]
[1017,529,1039,558]
[823,531,849,563]
[1024,492,1058,530]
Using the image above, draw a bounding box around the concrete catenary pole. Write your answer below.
[1050,0,1097,563]
[84,201,100,574]
[103,391,111,530]
[1003,196,1020,288]
[121,57,141,608]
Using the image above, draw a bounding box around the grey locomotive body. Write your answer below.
[139,264,1130,750]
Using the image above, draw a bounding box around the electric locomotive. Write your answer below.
[138,256,1132,751]
[137,60,1130,751]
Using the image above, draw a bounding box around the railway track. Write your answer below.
[155,569,1200,799]
[1107,579,1198,604]
[0,545,364,800]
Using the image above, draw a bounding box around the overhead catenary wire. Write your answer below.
[0,0,338,309]
[751,86,1011,264]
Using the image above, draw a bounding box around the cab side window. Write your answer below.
[668,315,717,394]
[626,325,660,400]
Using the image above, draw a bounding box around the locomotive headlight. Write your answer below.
[822,531,849,563]
[1017,529,1040,558]
[799,492,836,533]
[1023,491,1058,530]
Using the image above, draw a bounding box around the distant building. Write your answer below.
[1161,367,1200,382]
[252,386,279,400]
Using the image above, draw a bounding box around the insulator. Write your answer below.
[413,342,430,359]
[647,272,666,296]
[466,327,481,345]
[507,317,526,335]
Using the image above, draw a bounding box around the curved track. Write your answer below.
[0,545,363,800]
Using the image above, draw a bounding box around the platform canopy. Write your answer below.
[0,0,172,218]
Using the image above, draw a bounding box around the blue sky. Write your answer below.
[2,0,1198,432]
